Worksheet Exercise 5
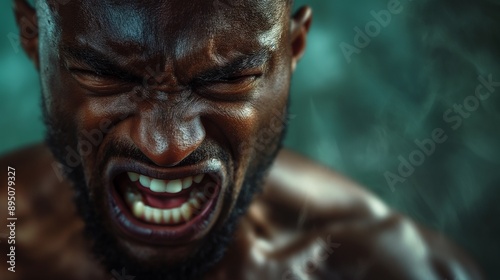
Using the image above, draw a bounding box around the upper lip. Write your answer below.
[105,157,224,185]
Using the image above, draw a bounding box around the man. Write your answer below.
[0,0,483,279]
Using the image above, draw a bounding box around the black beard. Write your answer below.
[42,100,287,280]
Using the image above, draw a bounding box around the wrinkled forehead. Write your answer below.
[40,0,288,59]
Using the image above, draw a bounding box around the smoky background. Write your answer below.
[0,0,498,278]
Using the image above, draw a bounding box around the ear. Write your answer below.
[290,6,312,72]
[13,0,39,70]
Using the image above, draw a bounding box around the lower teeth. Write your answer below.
[125,189,208,225]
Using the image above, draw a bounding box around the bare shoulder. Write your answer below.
[245,149,484,279]
[258,148,390,228]
[0,144,102,280]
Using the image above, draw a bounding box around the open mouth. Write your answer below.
[106,161,224,245]
[118,172,216,225]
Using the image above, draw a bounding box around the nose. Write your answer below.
[130,107,205,167]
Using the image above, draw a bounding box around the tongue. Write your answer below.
[142,192,189,209]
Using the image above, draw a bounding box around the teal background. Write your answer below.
[1,0,499,278]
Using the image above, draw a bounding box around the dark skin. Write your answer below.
[0,0,483,279]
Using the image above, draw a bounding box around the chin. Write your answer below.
[70,158,240,279]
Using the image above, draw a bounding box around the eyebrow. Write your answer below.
[61,44,270,83]
[60,45,139,80]
[195,50,270,82]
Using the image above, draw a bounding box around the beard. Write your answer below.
[42,99,288,280]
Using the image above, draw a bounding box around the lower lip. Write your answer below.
[108,178,221,245]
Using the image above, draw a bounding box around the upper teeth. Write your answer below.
[127,172,205,194]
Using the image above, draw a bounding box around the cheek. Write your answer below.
[40,45,89,128]
[205,80,289,165]
[73,95,138,173]
[41,60,134,176]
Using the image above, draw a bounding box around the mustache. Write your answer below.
[100,139,229,169]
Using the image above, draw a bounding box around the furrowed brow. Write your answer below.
[195,50,269,82]
[60,45,137,79]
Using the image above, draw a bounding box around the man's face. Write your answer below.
[33,0,296,277]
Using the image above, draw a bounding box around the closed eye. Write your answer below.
[68,68,137,94]
[70,68,117,80]
[197,74,261,97]
[210,75,258,84]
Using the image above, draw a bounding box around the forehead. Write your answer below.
[46,0,287,63]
